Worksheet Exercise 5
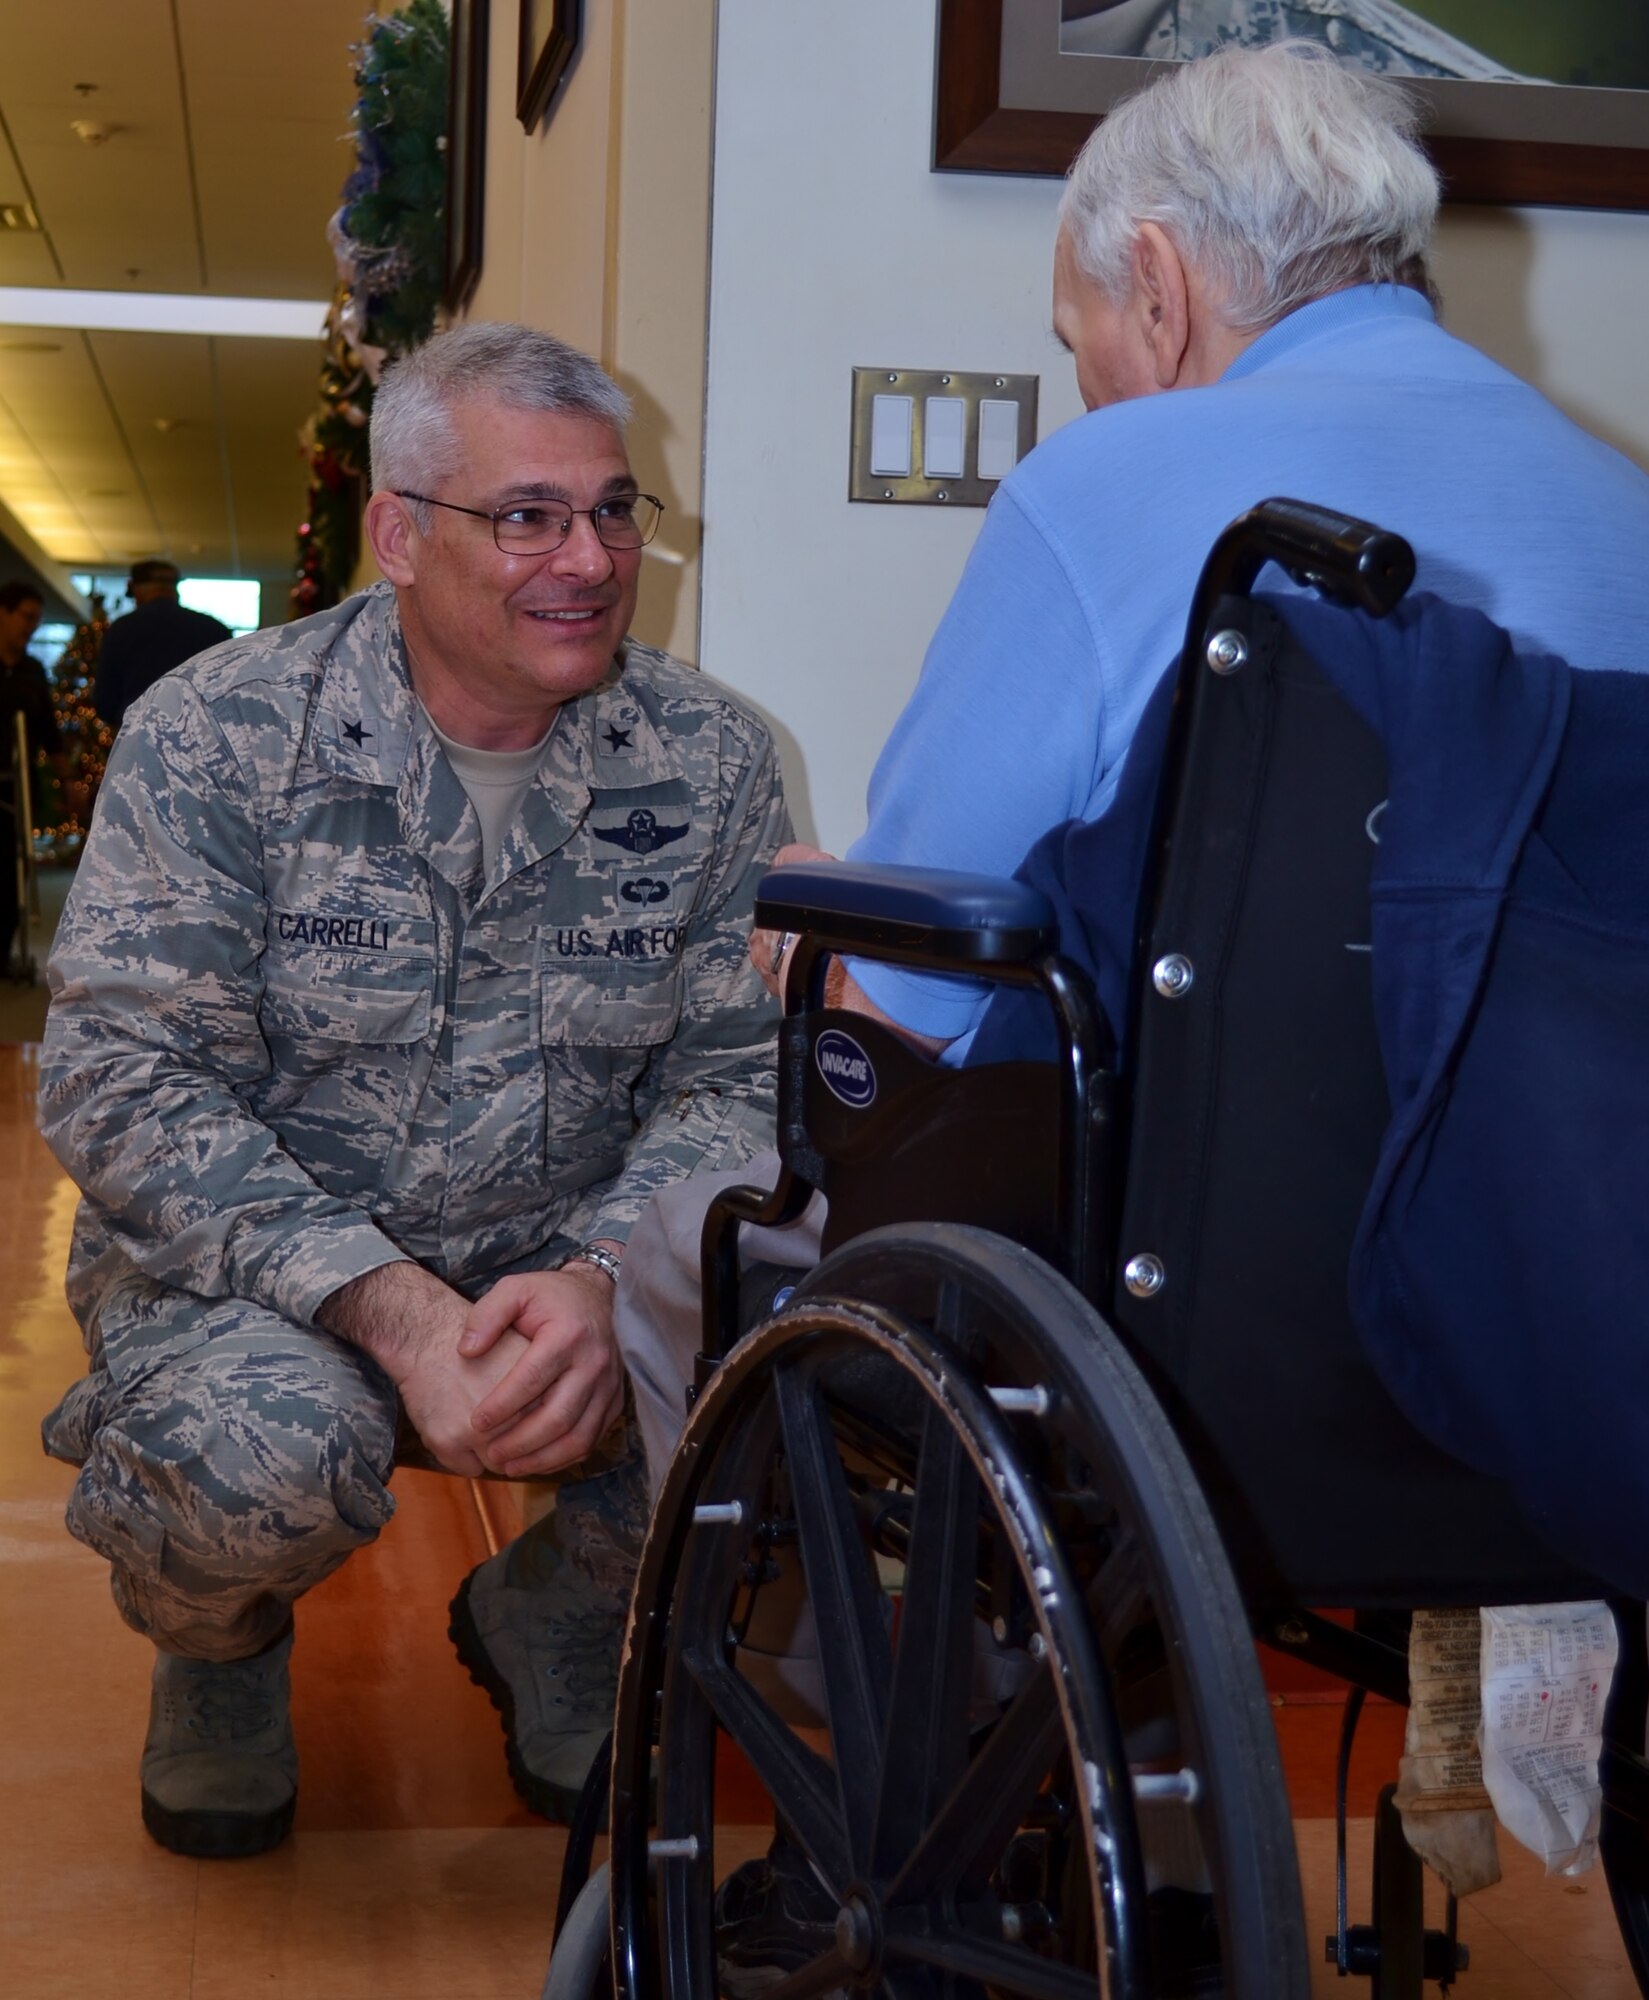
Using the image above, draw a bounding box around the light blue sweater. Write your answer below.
[849,284,1649,1038]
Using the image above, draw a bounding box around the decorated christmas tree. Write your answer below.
[39,598,112,859]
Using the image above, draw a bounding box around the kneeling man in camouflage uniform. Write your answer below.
[39,323,786,1857]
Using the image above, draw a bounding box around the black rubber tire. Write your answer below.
[541,1862,612,2000]
[610,1221,1309,2000]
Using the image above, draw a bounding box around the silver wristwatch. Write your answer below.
[564,1243,623,1285]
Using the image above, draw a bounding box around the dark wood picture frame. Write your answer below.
[443,0,488,310]
[935,0,1649,210]
[518,0,582,132]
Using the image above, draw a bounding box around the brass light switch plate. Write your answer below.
[850,367,1039,506]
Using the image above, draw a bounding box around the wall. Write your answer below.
[701,2,1649,852]
[466,0,715,660]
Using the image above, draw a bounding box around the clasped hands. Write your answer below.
[320,1256,626,1480]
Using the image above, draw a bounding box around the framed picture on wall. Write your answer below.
[444,0,488,309]
[518,0,582,131]
[935,0,1649,209]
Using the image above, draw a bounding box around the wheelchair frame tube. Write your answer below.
[697,927,1112,1380]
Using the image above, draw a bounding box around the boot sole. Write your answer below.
[141,1788,295,1859]
[447,1571,593,1827]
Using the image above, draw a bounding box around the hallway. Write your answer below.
[0,1040,1635,1997]
[1,1042,567,1998]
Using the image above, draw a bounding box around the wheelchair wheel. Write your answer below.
[541,1862,612,2000]
[610,1223,1307,1997]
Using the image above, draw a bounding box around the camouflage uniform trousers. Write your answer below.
[42,1296,649,1665]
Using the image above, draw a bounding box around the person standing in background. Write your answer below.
[93,558,232,731]
[0,580,67,979]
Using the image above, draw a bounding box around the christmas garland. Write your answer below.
[290,0,449,618]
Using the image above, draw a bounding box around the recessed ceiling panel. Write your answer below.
[0,238,66,287]
[181,0,365,299]
[83,328,224,565]
[5,0,201,292]
[213,333,333,574]
[0,1,371,591]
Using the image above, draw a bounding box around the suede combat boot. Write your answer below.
[139,1626,297,1858]
[449,1513,632,1825]
[451,1431,648,1823]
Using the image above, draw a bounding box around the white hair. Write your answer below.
[370,322,631,525]
[1058,40,1441,334]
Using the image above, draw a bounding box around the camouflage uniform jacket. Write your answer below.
[40,583,788,1372]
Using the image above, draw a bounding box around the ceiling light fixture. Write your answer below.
[0,287,328,340]
[0,203,41,232]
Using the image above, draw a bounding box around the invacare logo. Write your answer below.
[814,1028,877,1109]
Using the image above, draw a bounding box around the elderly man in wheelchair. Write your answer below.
[519,37,1649,2000]
[536,497,1649,2000]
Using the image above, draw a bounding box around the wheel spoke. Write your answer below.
[1086,1525,1150,1660]
[889,1656,1066,1906]
[752,1945,855,2000]
[775,1361,892,1872]
[679,1644,849,1895]
[886,1925,1098,1999]
[871,1402,979,1880]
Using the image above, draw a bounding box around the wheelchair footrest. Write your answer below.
[1324,1927,1470,1981]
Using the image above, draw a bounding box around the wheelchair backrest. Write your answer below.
[1111,589,1603,1608]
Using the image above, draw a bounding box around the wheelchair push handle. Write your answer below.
[1219,499,1416,617]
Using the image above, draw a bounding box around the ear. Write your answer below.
[1131,223,1192,392]
[364,490,419,587]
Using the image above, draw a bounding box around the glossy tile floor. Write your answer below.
[0,1041,1636,1997]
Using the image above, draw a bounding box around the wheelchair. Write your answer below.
[550,501,1649,1998]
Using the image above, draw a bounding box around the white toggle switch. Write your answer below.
[923,396,966,479]
[977,399,1021,481]
[869,394,913,477]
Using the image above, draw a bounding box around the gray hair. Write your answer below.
[370,322,631,525]
[1059,40,1440,334]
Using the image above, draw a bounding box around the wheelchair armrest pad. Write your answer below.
[754,861,1057,967]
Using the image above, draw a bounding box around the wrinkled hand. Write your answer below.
[751,840,835,999]
[456,1264,626,1477]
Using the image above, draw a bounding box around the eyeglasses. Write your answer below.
[395,490,664,555]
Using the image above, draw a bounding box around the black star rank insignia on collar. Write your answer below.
[342,719,372,746]
[602,723,635,753]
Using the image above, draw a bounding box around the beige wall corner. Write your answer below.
[462,0,715,665]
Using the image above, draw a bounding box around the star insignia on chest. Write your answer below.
[342,719,373,747]
[602,723,635,753]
